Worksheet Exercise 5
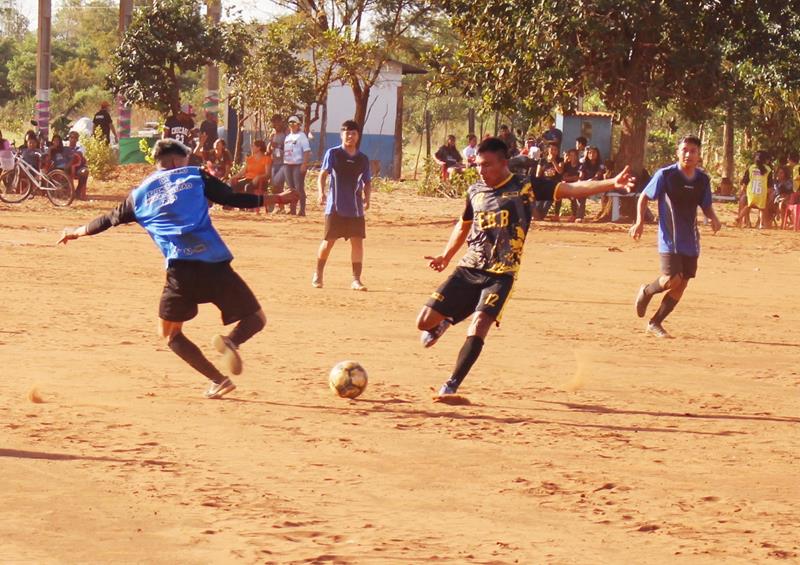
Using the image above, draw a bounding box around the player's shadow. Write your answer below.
[531,400,800,425]
[726,339,800,349]
[0,448,175,467]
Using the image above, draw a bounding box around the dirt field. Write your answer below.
[1,177,799,564]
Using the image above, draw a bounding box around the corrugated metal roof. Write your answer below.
[564,111,614,118]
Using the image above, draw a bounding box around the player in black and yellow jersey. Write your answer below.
[417,137,635,398]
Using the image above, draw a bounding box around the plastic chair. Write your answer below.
[781,204,800,230]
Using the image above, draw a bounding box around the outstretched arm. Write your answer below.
[58,193,136,244]
[557,165,635,199]
[425,219,471,272]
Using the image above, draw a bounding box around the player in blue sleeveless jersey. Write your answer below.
[313,120,372,291]
[58,139,280,399]
[630,135,721,338]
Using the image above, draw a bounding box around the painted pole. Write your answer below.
[204,0,221,119]
[117,0,134,139]
[35,0,51,142]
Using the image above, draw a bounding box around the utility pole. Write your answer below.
[117,0,134,139]
[35,0,51,141]
[205,0,221,120]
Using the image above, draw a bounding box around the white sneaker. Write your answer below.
[312,273,323,288]
[420,319,452,348]
[204,377,236,399]
[351,279,367,291]
[212,334,243,375]
[646,321,673,339]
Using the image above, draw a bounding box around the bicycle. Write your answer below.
[0,148,74,206]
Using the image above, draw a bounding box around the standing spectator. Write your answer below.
[575,136,588,162]
[163,104,196,146]
[462,134,478,167]
[435,134,465,178]
[313,120,372,291]
[283,115,311,216]
[92,101,117,144]
[787,150,800,194]
[268,114,288,210]
[67,131,89,200]
[497,125,519,156]
[771,165,793,223]
[736,150,772,228]
[542,120,563,151]
[561,148,581,221]
[578,146,606,222]
[199,111,219,152]
[535,142,564,219]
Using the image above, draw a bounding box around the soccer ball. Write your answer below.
[329,361,368,399]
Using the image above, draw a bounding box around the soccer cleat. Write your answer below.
[646,321,673,339]
[204,377,236,399]
[351,279,367,291]
[312,273,323,288]
[420,319,452,348]
[437,382,458,396]
[212,334,243,375]
[635,284,652,318]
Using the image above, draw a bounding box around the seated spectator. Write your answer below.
[736,150,772,228]
[229,139,270,195]
[542,120,563,151]
[43,134,81,181]
[462,134,478,167]
[0,129,10,151]
[772,165,793,224]
[434,134,464,179]
[20,136,42,171]
[67,131,89,200]
[206,138,233,181]
[522,136,541,162]
[498,125,519,157]
[580,147,606,223]
[575,136,588,162]
[561,148,581,221]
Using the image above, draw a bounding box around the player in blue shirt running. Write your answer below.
[58,139,282,399]
[313,120,372,291]
[630,135,721,338]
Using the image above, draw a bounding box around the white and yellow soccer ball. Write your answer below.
[329,361,368,399]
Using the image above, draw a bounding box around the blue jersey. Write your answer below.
[131,166,232,265]
[322,146,371,217]
[643,164,712,257]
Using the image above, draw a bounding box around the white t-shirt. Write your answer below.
[283,131,311,165]
[463,144,478,161]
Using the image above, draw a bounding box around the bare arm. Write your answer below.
[424,219,471,272]
[702,205,722,233]
[629,192,650,240]
[363,179,371,210]
[557,165,635,199]
[318,169,329,206]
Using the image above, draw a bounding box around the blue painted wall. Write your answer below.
[556,114,613,163]
[310,133,395,177]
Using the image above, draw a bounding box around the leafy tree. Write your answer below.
[0,36,17,104]
[0,2,28,40]
[107,0,245,116]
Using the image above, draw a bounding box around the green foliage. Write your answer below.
[83,130,117,180]
[0,4,29,40]
[139,138,155,165]
[418,157,476,198]
[108,0,245,116]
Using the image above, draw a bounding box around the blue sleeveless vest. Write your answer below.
[131,166,232,266]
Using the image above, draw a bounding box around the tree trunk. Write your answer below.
[425,110,431,157]
[392,84,403,179]
[317,101,328,160]
[722,102,735,182]
[468,108,475,135]
[353,84,370,129]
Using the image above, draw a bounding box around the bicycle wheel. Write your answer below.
[45,169,74,207]
[0,167,32,203]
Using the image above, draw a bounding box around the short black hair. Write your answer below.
[341,119,359,132]
[575,136,588,145]
[467,133,477,141]
[679,135,702,148]
[477,136,509,158]
[153,138,190,160]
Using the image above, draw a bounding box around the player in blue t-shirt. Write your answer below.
[630,135,721,338]
[57,140,286,400]
[313,120,372,291]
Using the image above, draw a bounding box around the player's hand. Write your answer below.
[628,221,644,240]
[424,255,449,272]
[710,216,722,234]
[57,227,78,245]
[318,193,325,206]
[613,165,636,193]
[364,198,370,210]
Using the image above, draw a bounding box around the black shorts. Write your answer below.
[159,260,261,325]
[425,267,515,324]
[660,253,698,279]
[324,213,366,241]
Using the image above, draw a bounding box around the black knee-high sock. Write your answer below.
[650,294,678,324]
[644,277,666,297]
[352,262,363,280]
[316,257,327,277]
[446,336,485,389]
[228,312,266,347]
[168,332,226,383]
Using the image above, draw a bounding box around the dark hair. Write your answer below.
[499,124,509,131]
[252,139,267,153]
[467,133,477,141]
[476,136,509,158]
[153,138,190,159]
[679,135,702,148]
[788,150,799,162]
[341,119,359,132]
[575,136,587,145]
[586,146,602,164]
[446,134,456,141]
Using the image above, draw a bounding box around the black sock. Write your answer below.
[644,277,666,297]
[316,257,326,278]
[352,262,363,280]
[446,336,485,389]
[228,312,266,347]
[650,295,678,325]
[168,332,226,383]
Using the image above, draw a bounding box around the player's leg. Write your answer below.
[314,238,336,288]
[418,268,478,347]
[647,255,695,338]
[160,319,234,398]
[636,253,681,317]
[350,236,366,290]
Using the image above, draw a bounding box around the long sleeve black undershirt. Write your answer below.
[85,169,263,235]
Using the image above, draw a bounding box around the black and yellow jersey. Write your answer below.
[458,174,559,275]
